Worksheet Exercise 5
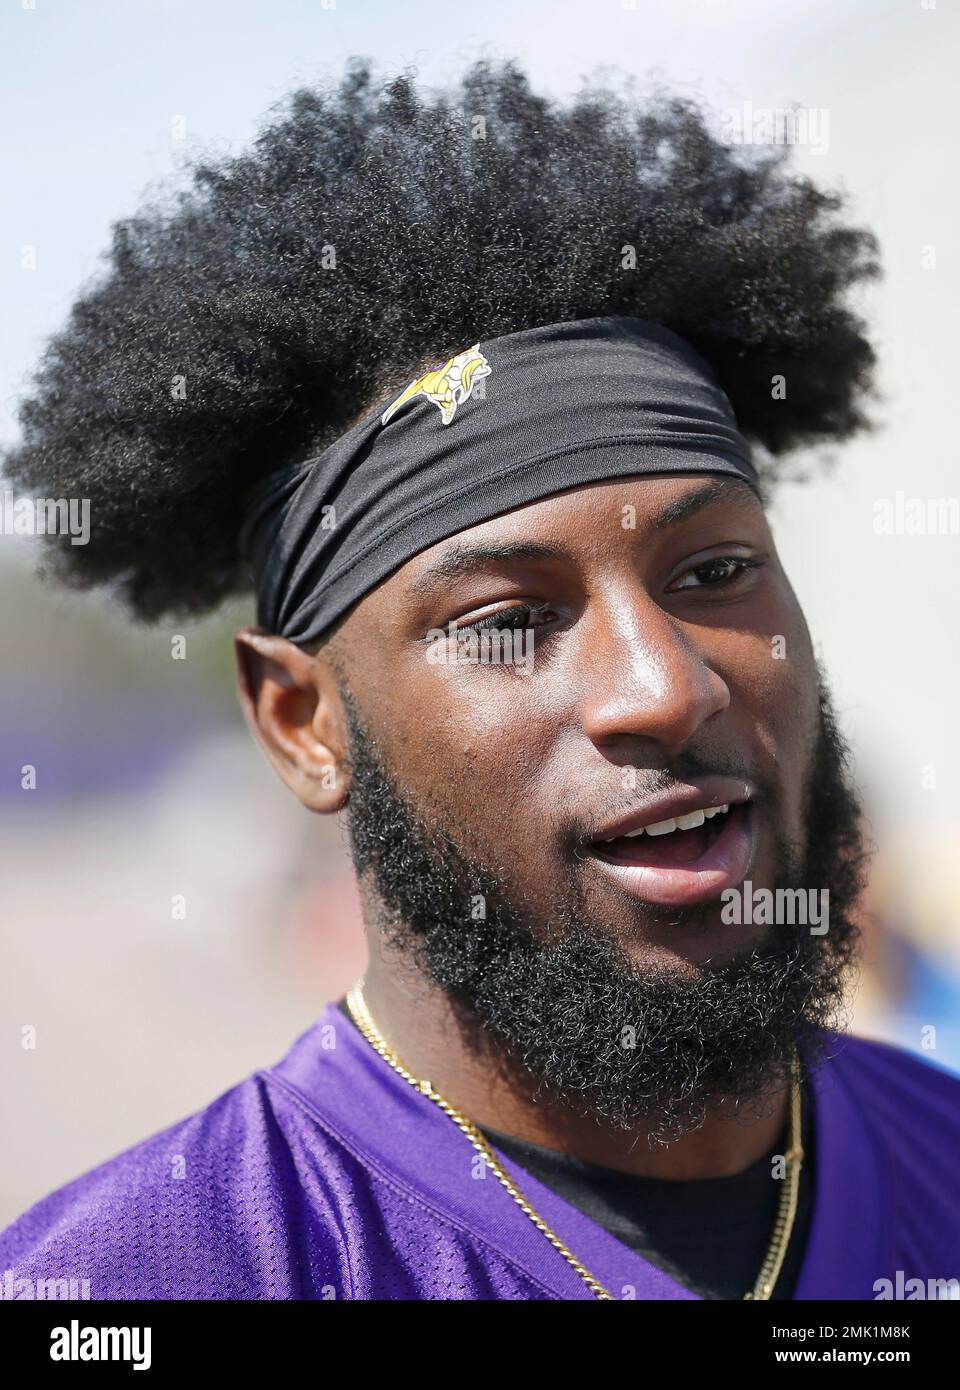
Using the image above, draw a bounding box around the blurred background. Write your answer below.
[2,0,958,1228]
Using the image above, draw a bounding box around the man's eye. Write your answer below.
[454,602,553,635]
[669,556,764,591]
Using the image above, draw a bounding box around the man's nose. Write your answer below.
[578,600,730,758]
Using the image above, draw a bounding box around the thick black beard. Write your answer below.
[343,676,867,1142]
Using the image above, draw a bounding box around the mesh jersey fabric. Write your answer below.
[329,994,816,1301]
[1,1002,958,1301]
[478,1081,815,1301]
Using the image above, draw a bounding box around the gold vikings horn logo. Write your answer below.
[381,345,491,427]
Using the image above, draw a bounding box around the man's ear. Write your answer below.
[234,626,350,813]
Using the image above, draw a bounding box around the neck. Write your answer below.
[359,955,791,1180]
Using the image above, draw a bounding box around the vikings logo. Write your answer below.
[381,344,491,427]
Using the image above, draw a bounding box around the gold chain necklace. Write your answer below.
[345,981,804,1301]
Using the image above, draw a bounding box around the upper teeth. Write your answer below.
[604,804,730,841]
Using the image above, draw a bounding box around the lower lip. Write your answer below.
[587,803,756,908]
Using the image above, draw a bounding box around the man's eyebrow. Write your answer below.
[410,477,758,593]
[410,541,565,593]
[653,475,756,528]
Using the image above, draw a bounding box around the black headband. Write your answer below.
[243,315,757,643]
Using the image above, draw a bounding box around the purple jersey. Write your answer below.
[2,1004,958,1300]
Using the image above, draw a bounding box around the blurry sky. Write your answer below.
[2,0,958,1223]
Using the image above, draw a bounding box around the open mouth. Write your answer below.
[587,801,755,908]
[592,802,735,867]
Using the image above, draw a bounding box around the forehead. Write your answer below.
[401,474,764,582]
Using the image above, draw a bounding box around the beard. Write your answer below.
[342,673,867,1143]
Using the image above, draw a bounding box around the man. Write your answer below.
[2,61,958,1302]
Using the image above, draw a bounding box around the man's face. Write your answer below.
[335,475,821,972]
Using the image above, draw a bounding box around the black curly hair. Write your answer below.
[4,59,880,626]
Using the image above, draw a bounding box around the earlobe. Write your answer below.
[234,626,350,814]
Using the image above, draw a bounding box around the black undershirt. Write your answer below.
[480,1082,813,1300]
[336,997,814,1299]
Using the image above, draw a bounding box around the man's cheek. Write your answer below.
[760,655,819,836]
[737,598,817,717]
[365,705,517,826]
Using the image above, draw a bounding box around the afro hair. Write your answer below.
[4,59,880,625]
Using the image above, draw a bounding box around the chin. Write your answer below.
[616,910,778,972]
